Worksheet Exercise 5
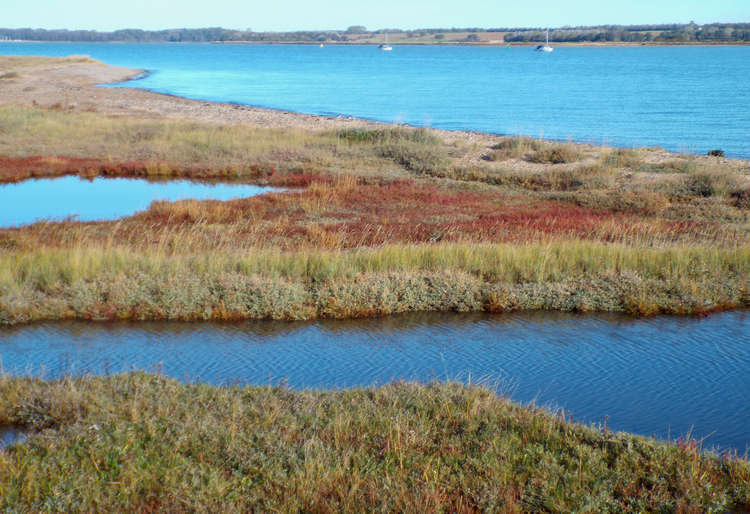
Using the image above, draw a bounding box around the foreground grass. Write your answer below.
[1,242,747,324]
[0,374,748,511]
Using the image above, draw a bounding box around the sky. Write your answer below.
[0,0,748,32]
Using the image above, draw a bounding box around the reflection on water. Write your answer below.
[0,176,278,227]
[1,311,749,452]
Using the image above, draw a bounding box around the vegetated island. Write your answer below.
[0,55,749,511]
[1,22,750,45]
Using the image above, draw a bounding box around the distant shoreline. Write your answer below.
[216,40,750,47]
[2,39,750,47]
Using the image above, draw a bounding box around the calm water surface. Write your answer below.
[1,311,748,452]
[2,43,749,157]
[0,176,277,227]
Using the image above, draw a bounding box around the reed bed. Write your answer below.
[1,242,747,324]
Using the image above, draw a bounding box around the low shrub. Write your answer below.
[730,187,750,209]
[685,169,739,197]
[378,141,449,173]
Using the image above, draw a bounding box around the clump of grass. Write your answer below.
[0,374,748,512]
[488,137,543,161]
[334,126,441,146]
[332,127,449,174]
[378,140,449,173]
[602,148,643,169]
[527,143,583,164]
[0,72,19,80]
[684,168,740,197]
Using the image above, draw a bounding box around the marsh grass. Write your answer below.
[441,164,617,192]
[0,107,395,181]
[0,107,748,323]
[0,374,748,512]
[0,242,747,324]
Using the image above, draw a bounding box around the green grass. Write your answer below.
[1,374,748,512]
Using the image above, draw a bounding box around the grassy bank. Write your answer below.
[0,103,748,323]
[1,374,748,511]
[1,243,747,324]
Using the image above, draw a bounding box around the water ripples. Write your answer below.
[1,311,749,451]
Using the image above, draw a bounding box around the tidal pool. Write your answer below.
[0,426,28,450]
[1,311,748,452]
[0,176,278,227]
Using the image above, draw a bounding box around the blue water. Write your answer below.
[1,311,749,453]
[2,43,750,157]
[0,176,277,227]
[0,426,27,450]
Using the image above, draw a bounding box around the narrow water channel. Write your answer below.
[2,311,748,452]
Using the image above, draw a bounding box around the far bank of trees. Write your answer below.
[502,23,750,43]
[1,23,749,43]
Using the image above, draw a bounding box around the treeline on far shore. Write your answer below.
[1,22,749,43]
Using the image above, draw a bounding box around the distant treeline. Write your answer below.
[1,23,749,43]
[502,23,750,43]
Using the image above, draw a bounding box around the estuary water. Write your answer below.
[0,176,277,227]
[1,311,749,453]
[2,43,750,158]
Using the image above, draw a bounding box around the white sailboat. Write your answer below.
[536,29,554,52]
[379,32,393,51]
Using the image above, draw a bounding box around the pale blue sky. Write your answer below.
[1,0,747,32]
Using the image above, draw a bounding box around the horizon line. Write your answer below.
[2,21,749,33]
